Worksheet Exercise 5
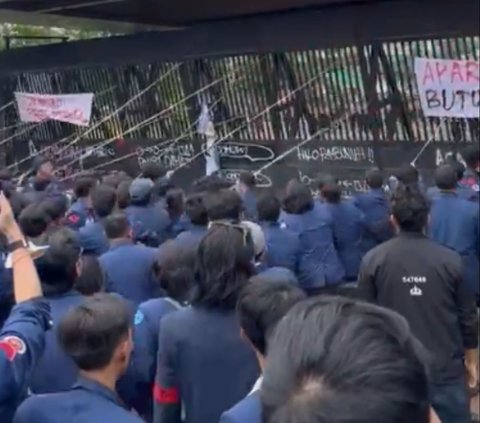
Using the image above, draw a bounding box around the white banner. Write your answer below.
[15,92,94,126]
[414,58,480,119]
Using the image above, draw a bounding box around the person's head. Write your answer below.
[58,293,133,377]
[129,178,153,206]
[391,185,429,234]
[33,156,54,179]
[450,160,466,182]
[74,254,105,296]
[141,162,166,182]
[102,171,129,189]
[39,198,68,226]
[116,179,132,210]
[153,241,195,303]
[462,145,480,171]
[257,192,281,223]
[262,296,431,423]
[194,223,254,310]
[35,227,82,296]
[320,182,342,204]
[185,193,208,226]
[103,213,131,241]
[74,177,95,203]
[236,171,256,194]
[237,278,305,362]
[166,188,185,220]
[366,168,384,189]
[434,165,457,191]
[395,165,419,185]
[18,203,51,239]
[315,173,338,192]
[283,180,314,215]
[205,188,243,222]
[91,184,117,218]
[153,176,175,199]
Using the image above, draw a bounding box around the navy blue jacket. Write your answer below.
[219,391,261,423]
[153,307,259,423]
[100,241,158,306]
[78,221,109,256]
[14,376,144,423]
[260,221,300,273]
[29,291,84,394]
[353,188,393,254]
[0,300,50,423]
[167,213,191,240]
[241,189,258,221]
[121,298,184,421]
[317,200,365,281]
[281,206,345,291]
[175,225,208,250]
[65,199,93,230]
[126,204,171,247]
[427,184,478,203]
[428,192,480,297]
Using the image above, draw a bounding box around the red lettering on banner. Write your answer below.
[422,62,436,85]
[435,62,449,83]
[153,384,180,404]
[466,61,480,83]
[450,61,464,83]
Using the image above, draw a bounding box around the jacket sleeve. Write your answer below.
[153,318,182,423]
[219,411,237,423]
[0,300,51,403]
[357,252,378,303]
[451,255,478,350]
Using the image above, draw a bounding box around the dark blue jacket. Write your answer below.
[153,307,259,423]
[175,225,208,250]
[13,376,144,423]
[126,204,171,247]
[29,291,84,394]
[0,300,50,423]
[427,184,478,203]
[120,298,184,421]
[318,200,365,281]
[167,213,191,240]
[428,192,480,297]
[219,391,261,423]
[241,189,258,221]
[353,188,393,254]
[281,206,345,291]
[65,199,93,230]
[77,221,109,256]
[100,241,158,306]
[260,222,300,273]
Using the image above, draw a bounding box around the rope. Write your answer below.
[59,74,230,177]
[0,101,14,114]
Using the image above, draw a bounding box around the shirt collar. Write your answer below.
[249,376,263,395]
[109,239,133,251]
[73,376,126,409]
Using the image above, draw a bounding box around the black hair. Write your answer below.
[74,177,95,199]
[262,296,430,423]
[153,241,195,303]
[449,160,466,181]
[166,188,185,220]
[315,173,338,191]
[282,180,314,215]
[321,182,342,204]
[116,179,132,210]
[434,165,457,190]
[185,193,208,226]
[391,186,429,233]
[74,254,105,296]
[141,162,166,182]
[205,189,243,222]
[102,171,129,189]
[103,213,130,240]
[39,198,68,224]
[462,145,479,169]
[239,171,256,188]
[192,174,234,193]
[237,279,305,356]
[18,203,51,238]
[395,165,419,185]
[257,192,281,222]
[193,224,254,310]
[58,293,131,371]
[36,227,82,296]
[366,168,384,189]
[91,184,117,218]
[153,177,175,199]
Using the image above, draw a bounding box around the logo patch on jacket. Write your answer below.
[0,336,27,361]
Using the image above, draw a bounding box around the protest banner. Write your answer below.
[15,92,94,126]
[414,58,479,118]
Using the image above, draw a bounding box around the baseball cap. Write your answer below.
[129,178,154,202]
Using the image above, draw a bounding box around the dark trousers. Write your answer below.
[431,377,471,423]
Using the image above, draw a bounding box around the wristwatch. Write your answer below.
[7,239,29,253]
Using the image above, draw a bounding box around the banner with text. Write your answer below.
[414,58,479,119]
[15,92,94,126]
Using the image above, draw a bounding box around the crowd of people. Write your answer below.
[0,144,479,423]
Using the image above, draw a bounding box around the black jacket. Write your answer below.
[358,232,478,383]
